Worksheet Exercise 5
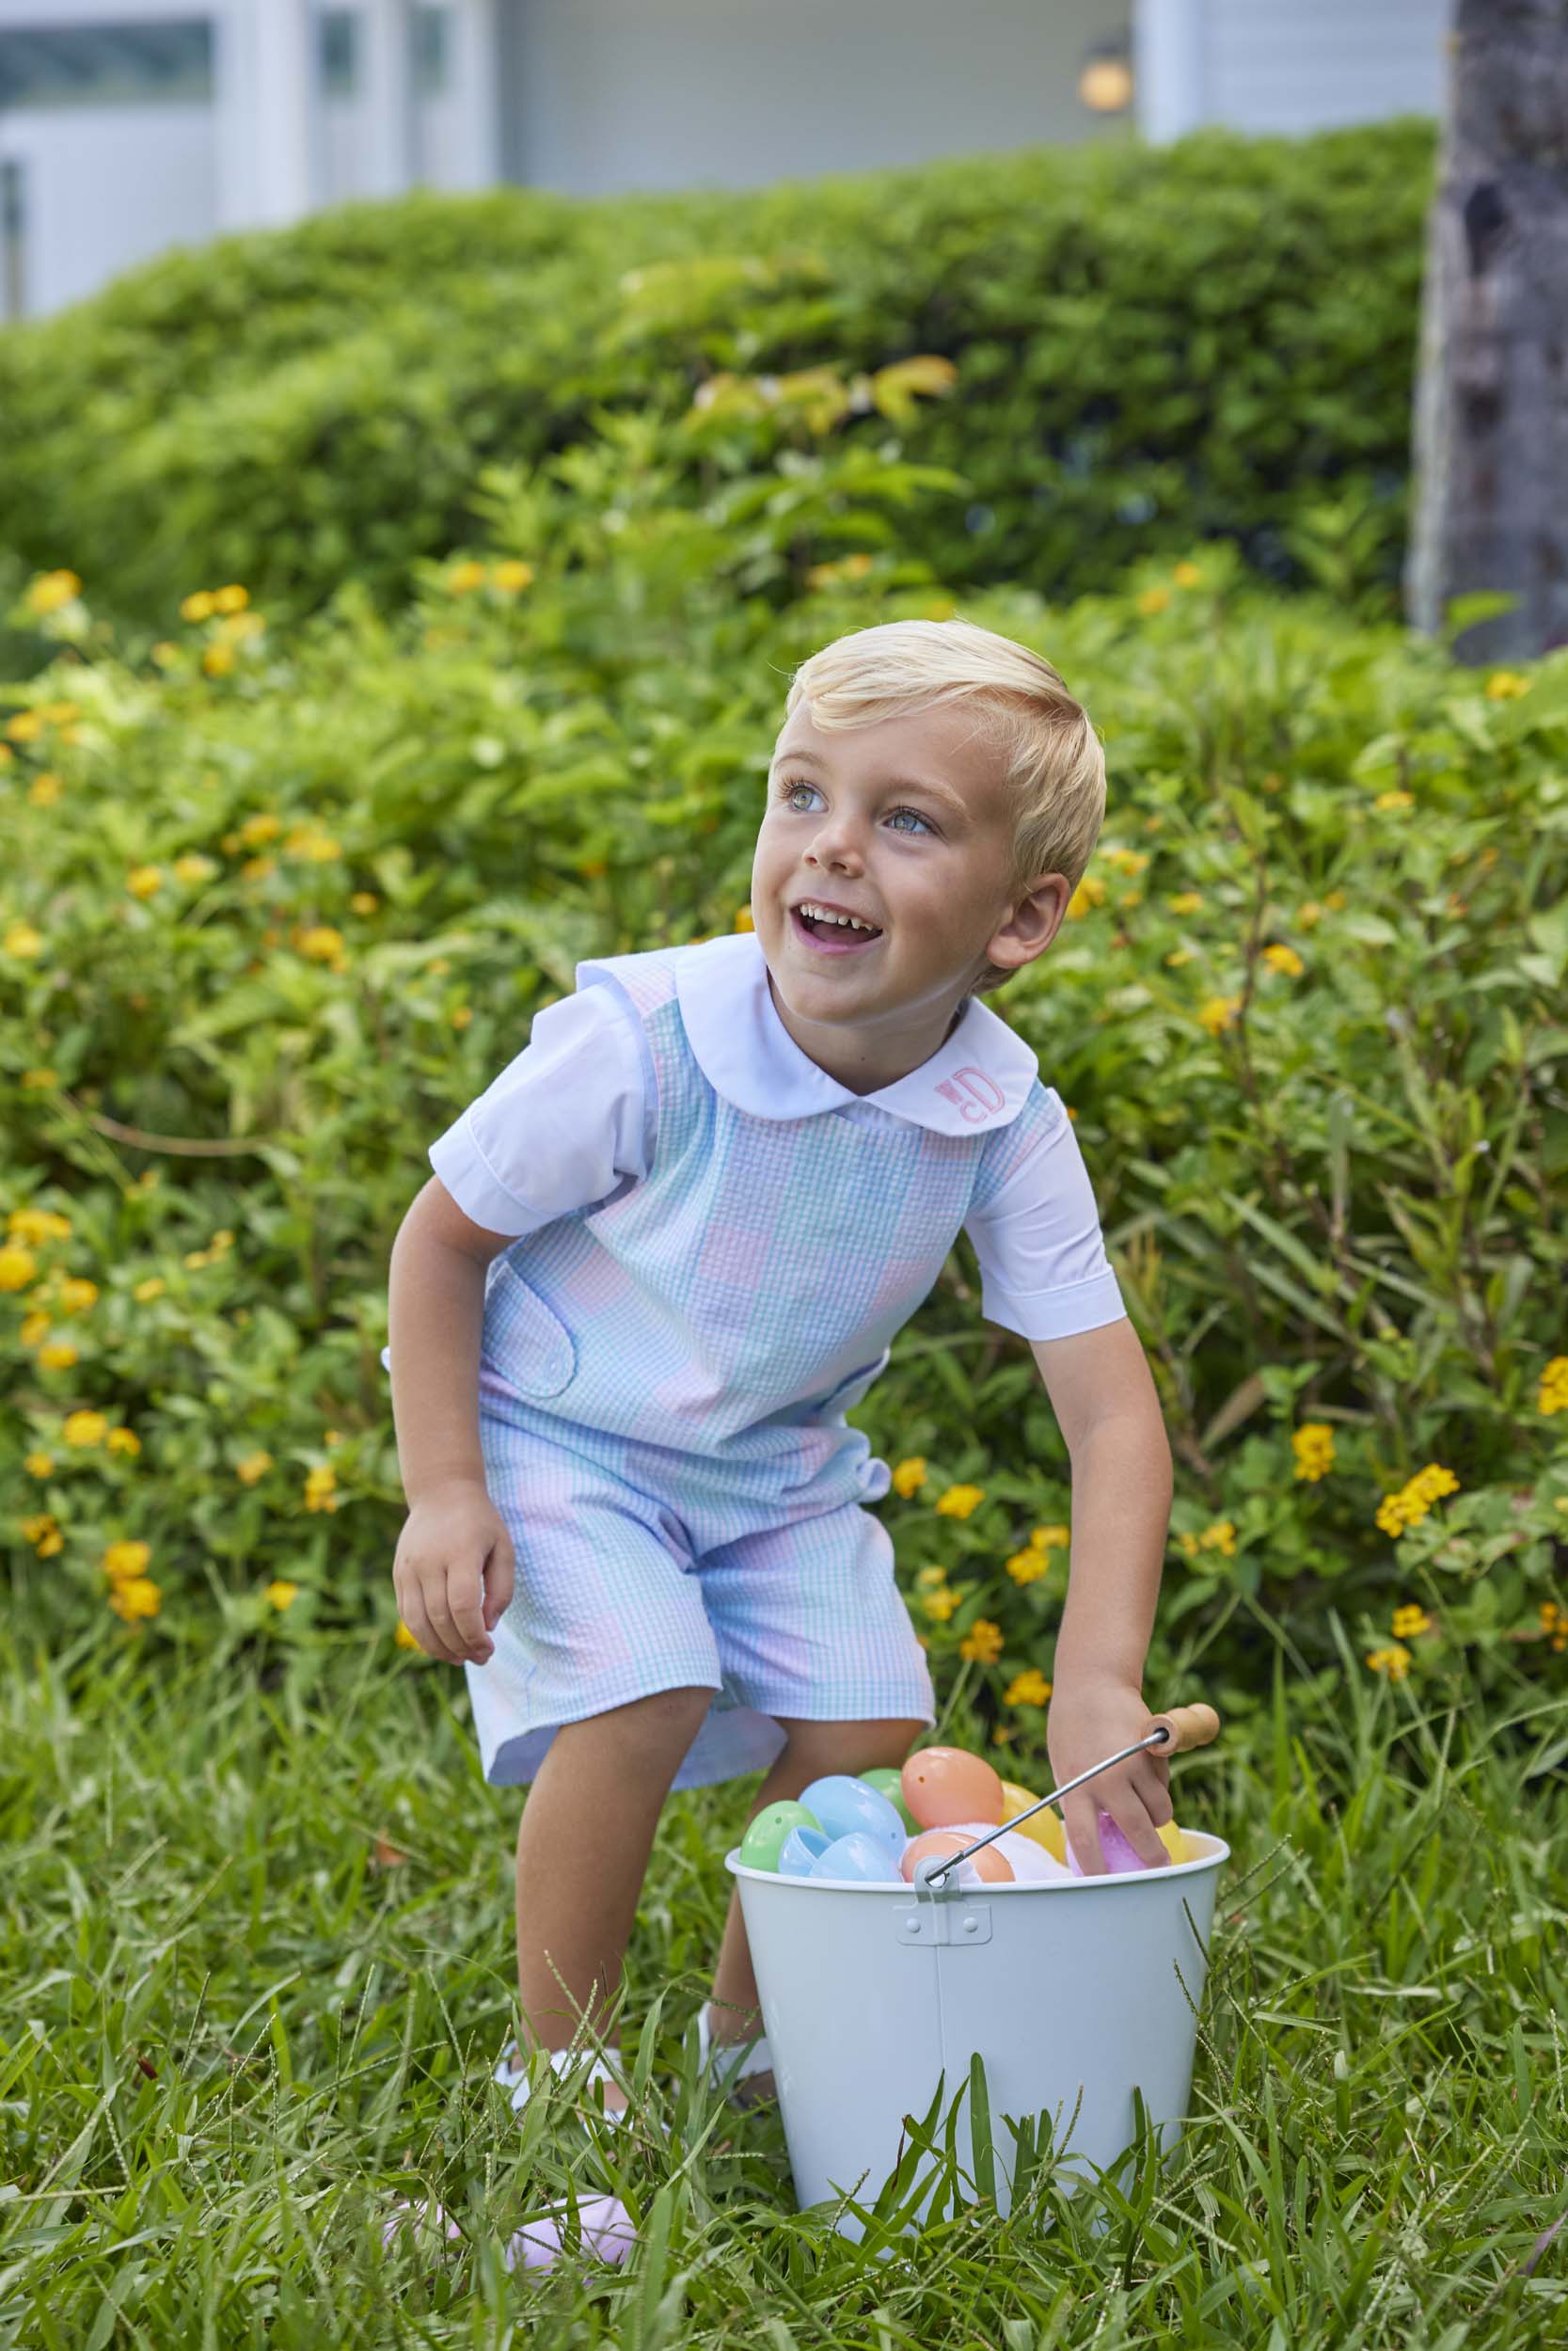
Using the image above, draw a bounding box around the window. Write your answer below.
[413,4,449,97]
[0,22,213,109]
[320,8,357,99]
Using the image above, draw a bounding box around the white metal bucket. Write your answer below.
[727,1832,1228,2236]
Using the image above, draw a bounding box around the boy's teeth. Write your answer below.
[801,905,879,933]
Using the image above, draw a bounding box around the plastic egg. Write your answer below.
[809,1831,904,1883]
[798,1772,908,1854]
[1000,1780,1069,1862]
[858,1765,920,1834]
[1066,1807,1164,1876]
[899,1827,1014,1885]
[1158,1820,1191,1864]
[739,1799,822,1872]
[901,1745,1005,1831]
[777,1824,833,1877]
[946,1820,1069,1882]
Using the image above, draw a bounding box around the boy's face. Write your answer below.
[751,702,1071,1089]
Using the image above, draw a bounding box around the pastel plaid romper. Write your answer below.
[386,928,1127,1790]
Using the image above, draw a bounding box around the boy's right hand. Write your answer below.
[392,1480,515,1666]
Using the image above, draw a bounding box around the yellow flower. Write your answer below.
[1262,943,1304,977]
[24,1453,54,1478]
[394,1618,425,1651]
[133,1277,166,1303]
[1164,948,1194,967]
[493,561,534,594]
[236,1450,273,1485]
[293,924,346,964]
[1297,901,1324,929]
[240,856,277,882]
[1374,789,1414,813]
[1365,1644,1412,1681]
[914,1565,949,1591]
[8,1207,71,1244]
[106,1427,141,1456]
[1291,1422,1336,1482]
[4,923,43,959]
[1004,1668,1053,1708]
[127,866,164,899]
[921,1588,961,1622]
[29,770,63,806]
[1198,995,1243,1035]
[38,1342,79,1369]
[26,569,82,615]
[891,1455,928,1499]
[172,852,220,885]
[304,1463,339,1513]
[1538,1357,1568,1416]
[1101,847,1149,877]
[24,1516,64,1556]
[57,1278,99,1313]
[1483,671,1531,699]
[1066,875,1107,918]
[103,1538,151,1583]
[7,710,45,742]
[0,1244,38,1290]
[1030,1524,1069,1551]
[181,590,216,622]
[62,1410,109,1447]
[281,824,341,862]
[1006,1548,1049,1584]
[150,642,180,669]
[349,891,379,915]
[1166,892,1204,915]
[1541,1602,1567,1652]
[109,1578,162,1622]
[266,1581,300,1611]
[958,1618,1005,1663]
[22,1070,58,1088]
[202,642,236,677]
[1171,562,1203,587]
[1375,1463,1460,1537]
[1137,587,1171,616]
[934,1483,985,1519]
[240,812,281,846]
[1199,1519,1236,1557]
[1391,1604,1433,1639]
[451,1006,473,1031]
[447,560,488,596]
[213,584,250,613]
[1324,891,1348,910]
[21,1312,50,1345]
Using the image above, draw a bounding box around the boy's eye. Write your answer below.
[776,777,934,836]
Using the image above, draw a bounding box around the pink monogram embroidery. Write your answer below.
[933,1067,1004,1123]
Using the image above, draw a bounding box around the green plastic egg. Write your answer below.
[858,1767,919,1835]
[738,1800,822,1872]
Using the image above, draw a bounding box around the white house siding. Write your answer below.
[501,0,1132,198]
[0,102,214,315]
[1174,0,1449,137]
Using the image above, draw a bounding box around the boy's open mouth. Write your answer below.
[790,904,884,956]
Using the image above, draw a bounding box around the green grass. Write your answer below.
[2,1612,1564,2347]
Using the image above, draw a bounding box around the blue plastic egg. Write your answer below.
[797,1773,908,1855]
[777,1825,833,1877]
[808,1831,904,1883]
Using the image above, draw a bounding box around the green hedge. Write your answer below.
[0,119,1435,640]
[6,437,1566,1736]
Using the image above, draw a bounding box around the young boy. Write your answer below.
[385,615,1175,2122]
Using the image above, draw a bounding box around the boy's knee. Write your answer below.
[596,1683,715,1756]
[774,1716,928,1780]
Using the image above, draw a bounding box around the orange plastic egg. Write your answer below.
[900,1827,1015,1885]
[901,1745,1005,1831]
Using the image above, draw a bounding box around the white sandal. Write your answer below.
[494,2039,652,2132]
[695,2006,776,2102]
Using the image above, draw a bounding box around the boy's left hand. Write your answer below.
[1045,1675,1172,1873]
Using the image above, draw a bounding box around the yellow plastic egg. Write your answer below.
[1157,1819,1190,1863]
[999,1779,1067,1862]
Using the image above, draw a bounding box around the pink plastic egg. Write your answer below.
[900,1826,1014,1884]
[901,1745,1005,1831]
[1066,1807,1154,1875]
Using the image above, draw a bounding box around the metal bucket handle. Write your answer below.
[914,1701,1220,1893]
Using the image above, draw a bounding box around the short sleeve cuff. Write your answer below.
[980,1268,1128,1342]
[428,1119,546,1239]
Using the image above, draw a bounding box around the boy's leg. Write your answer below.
[512,1684,714,2111]
[705,1715,928,2050]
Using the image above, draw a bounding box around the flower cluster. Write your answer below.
[1541,1602,1567,1655]
[1176,1519,1236,1561]
[1539,1357,1568,1416]
[1365,1643,1411,1681]
[1375,1464,1460,1538]
[1291,1422,1336,1482]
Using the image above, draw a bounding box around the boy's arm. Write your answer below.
[1028,1318,1177,1874]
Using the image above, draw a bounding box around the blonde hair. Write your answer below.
[780,615,1106,1000]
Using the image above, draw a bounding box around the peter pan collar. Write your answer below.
[673,929,1038,1136]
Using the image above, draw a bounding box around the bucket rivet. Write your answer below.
[903,1916,920,1933]
[962,1917,979,1934]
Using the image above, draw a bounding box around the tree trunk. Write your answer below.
[1405,0,1568,661]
